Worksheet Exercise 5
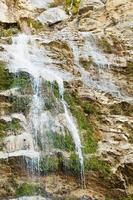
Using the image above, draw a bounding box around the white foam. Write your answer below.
[0,150,39,159]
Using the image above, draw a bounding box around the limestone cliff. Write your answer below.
[0,0,132,200]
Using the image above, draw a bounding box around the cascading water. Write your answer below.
[62,100,85,183]
[29,77,44,149]
[79,32,131,100]
[2,33,85,189]
[80,32,118,92]
[54,27,128,100]
[58,80,85,186]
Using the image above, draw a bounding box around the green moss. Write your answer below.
[0,118,22,137]
[16,183,38,196]
[10,96,31,115]
[52,81,60,98]
[9,118,22,131]
[23,18,43,30]
[120,196,133,200]
[98,37,113,54]
[79,56,95,70]
[65,0,80,14]
[48,2,57,8]
[67,152,81,173]
[127,61,133,75]
[65,0,72,6]
[82,101,97,115]
[0,61,14,90]
[12,72,32,93]
[72,4,79,14]
[0,62,31,93]
[85,156,111,176]
[64,92,98,154]
[98,35,125,55]
[105,196,112,200]
[53,132,74,151]
[41,80,60,110]
[40,155,59,173]
[0,22,20,37]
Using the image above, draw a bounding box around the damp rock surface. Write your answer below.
[0,0,133,200]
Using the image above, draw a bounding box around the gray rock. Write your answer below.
[37,7,68,25]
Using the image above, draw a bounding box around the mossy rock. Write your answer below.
[53,132,75,151]
[126,61,133,75]
[84,156,111,176]
[52,81,60,98]
[0,22,20,37]
[20,17,44,31]
[0,62,32,93]
[98,37,113,54]
[16,183,40,196]
[110,102,133,117]
[0,61,14,91]
[64,91,98,154]
[66,152,81,173]
[9,95,31,115]
[12,72,32,94]
[65,0,80,15]
[0,118,22,151]
[120,196,133,200]
[40,155,59,173]
[98,35,125,55]
[79,56,95,70]
[0,118,22,133]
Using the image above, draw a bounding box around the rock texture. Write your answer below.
[0,0,133,200]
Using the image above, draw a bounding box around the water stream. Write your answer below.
[2,33,84,185]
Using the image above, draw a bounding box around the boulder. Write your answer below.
[37,7,68,25]
[79,0,105,13]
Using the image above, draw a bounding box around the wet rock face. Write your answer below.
[0,0,133,200]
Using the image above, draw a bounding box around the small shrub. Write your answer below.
[85,156,111,176]
[65,0,80,15]
[53,132,74,151]
[40,155,59,173]
[67,152,81,173]
[16,183,36,196]
[0,61,14,90]
[12,72,32,93]
[22,18,43,30]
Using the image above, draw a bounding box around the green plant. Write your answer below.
[40,155,59,173]
[105,196,111,200]
[67,152,81,173]
[22,18,43,30]
[85,156,111,176]
[0,61,14,90]
[12,72,32,93]
[120,196,133,200]
[64,92,98,153]
[127,61,133,75]
[0,118,21,133]
[52,81,60,98]
[53,132,74,151]
[65,0,80,15]
[0,22,20,36]
[16,183,37,196]
[10,96,31,115]
[98,37,113,54]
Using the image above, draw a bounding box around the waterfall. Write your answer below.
[67,30,124,98]
[3,33,84,185]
